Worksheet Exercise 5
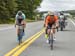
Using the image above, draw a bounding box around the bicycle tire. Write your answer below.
[48,33,50,44]
[49,38,50,44]
[60,27,63,31]
[18,33,22,45]
[18,29,23,45]
[51,44,53,50]
[50,34,53,50]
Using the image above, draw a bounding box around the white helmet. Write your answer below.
[48,11,54,15]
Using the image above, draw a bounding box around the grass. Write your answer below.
[25,19,35,22]
[0,18,36,24]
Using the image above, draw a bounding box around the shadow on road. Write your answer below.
[53,41,71,51]
[59,29,75,32]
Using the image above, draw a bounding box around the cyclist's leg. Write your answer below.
[56,21,59,31]
[46,25,52,43]
[47,24,52,36]
[23,24,25,33]
[23,28,25,36]
[45,28,47,34]
[16,25,22,43]
[16,25,18,35]
[23,28,24,32]
[52,24,56,40]
[20,29,23,43]
[22,24,25,36]
[18,28,24,44]
[46,28,51,43]
[63,20,65,27]
[45,28,48,38]
[47,29,51,35]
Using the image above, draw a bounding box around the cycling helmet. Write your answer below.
[17,11,22,16]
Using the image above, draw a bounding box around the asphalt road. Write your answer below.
[0,21,43,56]
[0,19,75,56]
[20,19,75,56]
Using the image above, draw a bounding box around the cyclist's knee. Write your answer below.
[53,29,55,33]
[47,29,51,34]
[45,28,48,34]
[17,28,19,34]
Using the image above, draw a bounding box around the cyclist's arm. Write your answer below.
[45,16,49,27]
[55,16,59,27]
[44,16,46,27]
[22,13,26,27]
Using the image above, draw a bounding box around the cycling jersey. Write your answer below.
[45,15,58,26]
[16,13,26,20]
[15,13,26,26]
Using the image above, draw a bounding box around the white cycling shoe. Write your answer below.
[46,40,49,43]
[53,36,56,41]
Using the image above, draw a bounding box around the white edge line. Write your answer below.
[68,19,75,27]
[0,26,14,31]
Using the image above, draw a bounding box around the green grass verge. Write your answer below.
[0,18,36,24]
[25,19,35,22]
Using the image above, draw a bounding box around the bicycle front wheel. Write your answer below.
[50,34,53,50]
[18,29,23,45]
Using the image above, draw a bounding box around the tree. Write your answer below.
[0,0,17,23]
[0,0,42,23]
[16,0,42,19]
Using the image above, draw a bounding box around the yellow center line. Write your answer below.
[5,28,44,56]
[12,29,44,56]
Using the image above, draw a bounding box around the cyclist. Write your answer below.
[44,11,58,43]
[59,12,66,28]
[15,11,26,42]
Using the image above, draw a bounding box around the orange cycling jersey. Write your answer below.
[45,15,58,25]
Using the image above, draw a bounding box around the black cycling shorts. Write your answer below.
[17,19,23,26]
[47,22,55,29]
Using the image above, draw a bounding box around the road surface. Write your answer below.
[0,19,75,56]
